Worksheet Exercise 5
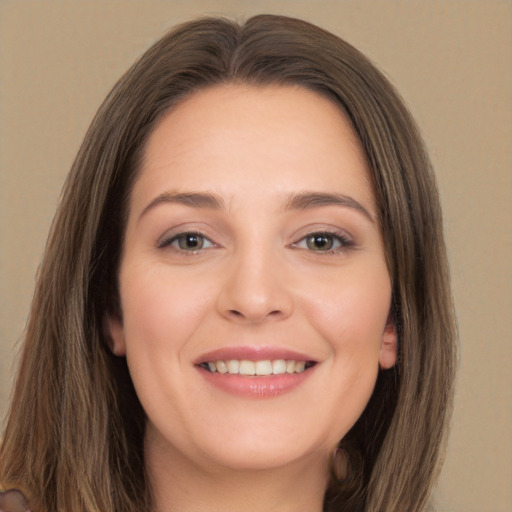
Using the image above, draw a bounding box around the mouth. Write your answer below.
[198,359,317,376]
[194,347,319,398]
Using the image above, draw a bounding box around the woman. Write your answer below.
[0,14,457,512]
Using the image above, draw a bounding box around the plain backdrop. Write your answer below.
[1,1,511,511]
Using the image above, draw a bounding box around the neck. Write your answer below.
[145,434,329,512]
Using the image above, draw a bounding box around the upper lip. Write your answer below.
[194,346,317,364]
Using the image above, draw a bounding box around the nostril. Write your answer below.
[226,309,282,320]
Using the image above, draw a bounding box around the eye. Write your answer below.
[159,232,215,251]
[294,231,353,252]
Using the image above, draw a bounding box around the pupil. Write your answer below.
[180,234,202,250]
[308,234,332,250]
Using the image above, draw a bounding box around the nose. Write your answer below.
[216,246,294,324]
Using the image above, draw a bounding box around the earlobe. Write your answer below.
[379,321,397,370]
[105,315,126,356]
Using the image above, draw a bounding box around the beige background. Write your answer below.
[1,1,511,511]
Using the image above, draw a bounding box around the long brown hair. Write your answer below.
[0,15,457,512]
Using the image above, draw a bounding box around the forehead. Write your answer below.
[132,83,375,215]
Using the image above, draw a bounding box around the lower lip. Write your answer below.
[197,366,315,398]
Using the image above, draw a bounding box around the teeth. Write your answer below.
[203,359,312,375]
[226,360,239,374]
[216,360,228,374]
[255,360,273,376]
[239,360,255,375]
[272,359,287,374]
[286,360,296,374]
[295,361,306,373]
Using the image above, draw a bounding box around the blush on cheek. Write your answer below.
[313,285,390,340]
[123,270,214,351]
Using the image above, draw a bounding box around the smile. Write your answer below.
[195,347,319,397]
[199,359,316,376]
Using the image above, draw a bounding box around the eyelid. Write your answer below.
[291,228,355,253]
[157,230,216,251]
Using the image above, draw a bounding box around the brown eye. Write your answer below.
[158,231,215,251]
[293,231,353,253]
[306,233,335,251]
[306,233,334,251]
[177,233,205,250]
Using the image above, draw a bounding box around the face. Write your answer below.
[108,84,396,475]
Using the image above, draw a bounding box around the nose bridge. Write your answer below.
[217,236,293,323]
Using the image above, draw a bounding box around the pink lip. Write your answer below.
[197,365,316,398]
[194,346,318,399]
[194,346,314,364]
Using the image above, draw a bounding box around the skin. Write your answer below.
[108,84,397,512]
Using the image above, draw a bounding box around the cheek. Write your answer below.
[117,265,217,431]
[120,264,213,350]
[117,264,218,416]
[303,267,392,352]
[298,265,391,434]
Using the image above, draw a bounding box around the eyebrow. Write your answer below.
[283,192,375,223]
[139,191,225,220]
[139,190,375,223]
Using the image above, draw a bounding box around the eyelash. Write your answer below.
[291,230,354,255]
[157,231,215,252]
[158,230,354,255]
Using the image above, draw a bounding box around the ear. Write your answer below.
[379,314,397,370]
[105,314,126,356]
